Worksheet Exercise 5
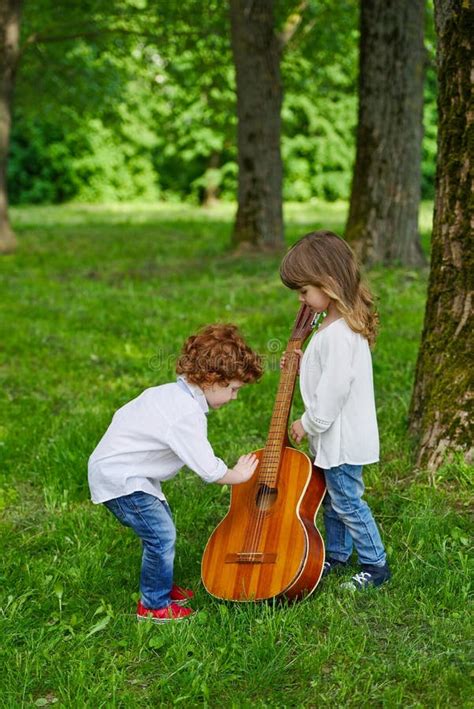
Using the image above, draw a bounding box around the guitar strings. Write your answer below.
[244,360,291,552]
[246,349,298,552]
[242,349,299,556]
[248,352,298,553]
[238,308,319,559]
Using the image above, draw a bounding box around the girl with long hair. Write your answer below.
[280,230,390,590]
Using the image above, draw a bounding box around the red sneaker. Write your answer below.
[137,600,194,623]
[170,583,195,605]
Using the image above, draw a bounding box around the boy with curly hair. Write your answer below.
[88,324,263,623]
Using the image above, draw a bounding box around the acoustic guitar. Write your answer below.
[201,305,326,601]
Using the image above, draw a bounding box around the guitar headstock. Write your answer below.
[290,304,317,343]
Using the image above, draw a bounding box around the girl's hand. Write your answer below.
[280,348,304,373]
[290,419,307,444]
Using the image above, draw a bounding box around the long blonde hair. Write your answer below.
[280,230,378,347]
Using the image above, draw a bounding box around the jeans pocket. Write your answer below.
[336,464,363,480]
[128,491,158,514]
[104,498,129,526]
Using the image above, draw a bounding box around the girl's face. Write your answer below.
[298,285,331,313]
[202,380,244,409]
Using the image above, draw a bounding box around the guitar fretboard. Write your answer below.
[258,340,305,486]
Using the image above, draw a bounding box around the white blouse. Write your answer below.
[88,378,228,504]
[300,318,379,470]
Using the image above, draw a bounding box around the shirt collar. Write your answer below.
[176,376,209,415]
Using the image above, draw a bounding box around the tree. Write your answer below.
[229,0,284,250]
[0,0,22,254]
[345,0,426,266]
[229,0,311,250]
[409,0,473,471]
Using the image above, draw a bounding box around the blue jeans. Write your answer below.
[104,491,176,609]
[323,464,386,567]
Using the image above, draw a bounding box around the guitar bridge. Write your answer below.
[225,552,277,564]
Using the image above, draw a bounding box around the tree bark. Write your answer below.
[345,0,425,266]
[0,0,22,254]
[229,0,283,250]
[409,0,473,471]
[202,151,220,207]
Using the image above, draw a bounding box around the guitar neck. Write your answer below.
[266,340,303,447]
[258,339,307,485]
[257,304,317,486]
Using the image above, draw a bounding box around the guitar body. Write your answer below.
[201,447,326,601]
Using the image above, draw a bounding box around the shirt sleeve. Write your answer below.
[301,328,354,435]
[166,412,228,483]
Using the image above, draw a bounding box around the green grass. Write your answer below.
[1,200,471,707]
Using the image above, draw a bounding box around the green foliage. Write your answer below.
[281,0,358,202]
[8,0,438,205]
[8,114,77,204]
[8,109,160,204]
[422,1,438,200]
[72,116,160,202]
[0,201,471,706]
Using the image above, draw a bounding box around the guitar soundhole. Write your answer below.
[255,484,278,511]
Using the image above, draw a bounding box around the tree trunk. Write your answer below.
[345,0,425,266]
[409,0,473,471]
[202,151,220,207]
[0,0,22,255]
[229,0,283,250]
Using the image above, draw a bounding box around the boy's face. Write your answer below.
[203,380,244,409]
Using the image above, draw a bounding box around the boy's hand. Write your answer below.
[290,419,307,444]
[218,453,259,485]
[280,348,303,374]
[233,453,259,482]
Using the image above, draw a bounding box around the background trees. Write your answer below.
[0,0,22,254]
[5,1,437,212]
[345,0,426,266]
[229,0,284,249]
[3,1,235,240]
[409,0,473,470]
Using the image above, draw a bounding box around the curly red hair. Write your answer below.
[176,324,263,387]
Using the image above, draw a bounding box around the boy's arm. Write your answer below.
[166,414,257,484]
[166,413,227,482]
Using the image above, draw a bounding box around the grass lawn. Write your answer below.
[1,200,471,707]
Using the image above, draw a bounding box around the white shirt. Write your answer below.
[300,318,379,470]
[88,377,228,503]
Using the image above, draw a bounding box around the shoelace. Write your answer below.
[352,571,372,585]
